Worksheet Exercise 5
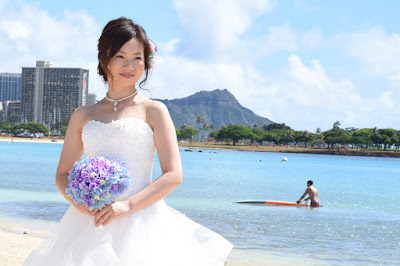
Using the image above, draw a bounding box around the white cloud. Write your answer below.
[0,20,32,39]
[345,26,400,77]
[148,51,366,130]
[134,10,400,132]
[172,0,275,59]
[389,73,400,81]
[261,54,400,131]
[160,39,180,55]
[150,22,400,131]
[255,23,298,57]
[0,1,105,97]
[148,54,246,99]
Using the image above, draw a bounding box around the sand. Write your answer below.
[0,136,64,144]
[0,229,45,266]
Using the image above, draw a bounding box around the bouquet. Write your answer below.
[65,157,132,210]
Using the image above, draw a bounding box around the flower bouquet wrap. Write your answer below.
[65,157,132,210]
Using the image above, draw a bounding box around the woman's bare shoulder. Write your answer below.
[141,99,170,129]
[144,99,167,110]
[143,99,168,117]
[71,103,103,128]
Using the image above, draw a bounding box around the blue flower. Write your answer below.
[65,157,132,210]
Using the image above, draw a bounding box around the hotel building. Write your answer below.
[0,73,22,102]
[21,61,89,128]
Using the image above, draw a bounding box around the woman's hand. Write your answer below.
[72,202,91,215]
[92,201,131,227]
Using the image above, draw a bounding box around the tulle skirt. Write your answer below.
[23,200,232,266]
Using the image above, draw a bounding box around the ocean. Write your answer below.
[0,141,399,265]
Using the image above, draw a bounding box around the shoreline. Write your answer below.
[2,136,399,158]
[179,142,400,158]
[0,136,63,145]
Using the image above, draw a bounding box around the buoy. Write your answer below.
[281,157,288,162]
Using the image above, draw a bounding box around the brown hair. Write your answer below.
[97,17,152,88]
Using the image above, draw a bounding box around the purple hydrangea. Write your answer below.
[65,157,132,210]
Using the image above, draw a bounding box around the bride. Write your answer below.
[24,17,232,265]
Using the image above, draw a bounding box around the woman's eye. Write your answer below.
[116,55,124,58]
[135,57,143,60]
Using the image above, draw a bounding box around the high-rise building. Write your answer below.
[21,61,89,128]
[0,73,22,102]
[87,93,97,106]
[3,100,21,121]
[0,102,4,121]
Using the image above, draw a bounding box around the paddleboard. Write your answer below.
[236,200,309,207]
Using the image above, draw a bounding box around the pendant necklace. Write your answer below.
[105,90,138,111]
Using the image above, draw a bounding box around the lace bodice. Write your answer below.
[81,117,156,201]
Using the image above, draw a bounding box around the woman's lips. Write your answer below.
[120,73,133,79]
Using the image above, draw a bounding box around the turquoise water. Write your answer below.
[1,141,399,265]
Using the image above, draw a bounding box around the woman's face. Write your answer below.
[107,38,145,89]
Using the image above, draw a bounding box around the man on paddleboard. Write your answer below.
[297,180,319,207]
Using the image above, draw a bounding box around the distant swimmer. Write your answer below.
[297,180,319,207]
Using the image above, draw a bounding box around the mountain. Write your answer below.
[156,89,273,130]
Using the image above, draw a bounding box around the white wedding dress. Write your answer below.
[24,117,233,266]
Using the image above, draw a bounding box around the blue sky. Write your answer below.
[1,0,399,131]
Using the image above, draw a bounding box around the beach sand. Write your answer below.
[0,136,64,144]
[0,229,45,266]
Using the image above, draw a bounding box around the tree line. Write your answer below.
[2,113,399,151]
[0,113,68,136]
[176,119,400,150]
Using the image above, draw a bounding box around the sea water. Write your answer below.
[0,141,399,265]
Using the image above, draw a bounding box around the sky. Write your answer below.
[1,0,399,132]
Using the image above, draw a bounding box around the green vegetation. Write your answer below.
[0,121,50,136]
[0,115,69,136]
[182,119,400,151]
[176,125,199,141]
[215,125,254,145]
[2,111,399,153]
[7,113,21,126]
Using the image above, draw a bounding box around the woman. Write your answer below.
[24,17,232,265]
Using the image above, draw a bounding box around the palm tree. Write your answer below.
[371,127,380,148]
[202,123,209,140]
[283,130,294,145]
[196,116,204,141]
[210,124,215,132]
[333,121,341,129]
[302,130,310,147]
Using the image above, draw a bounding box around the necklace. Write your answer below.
[105,90,138,111]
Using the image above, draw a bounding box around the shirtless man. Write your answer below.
[297,180,319,207]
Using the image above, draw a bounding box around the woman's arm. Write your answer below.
[55,107,89,214]
[95,101,182,226]
[132,101,183,208]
